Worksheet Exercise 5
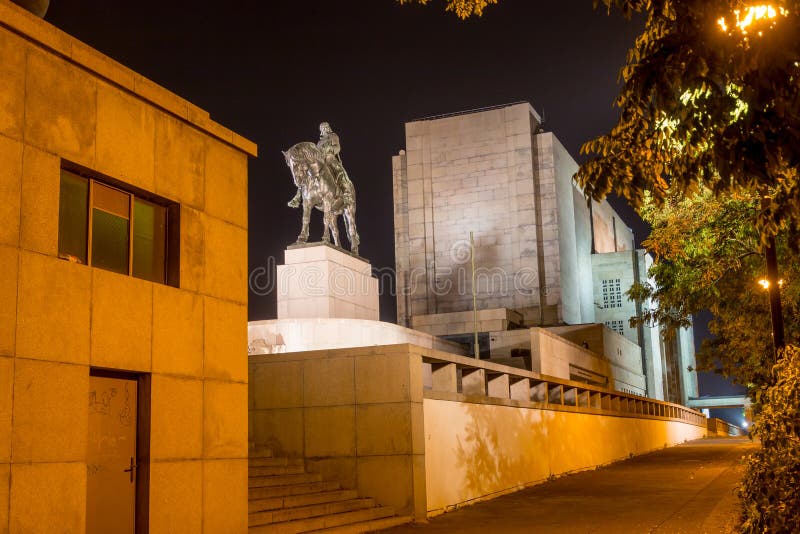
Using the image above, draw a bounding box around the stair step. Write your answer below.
[250,473,323,488]
[250,457,304,468]
[310,514,414,533]
[249,481,341,500]
[249,506,396,534]
[249,498,375,527]
[249,490,359,514]
[250,465,307,476]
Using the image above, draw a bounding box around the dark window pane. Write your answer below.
[58,170,88,264]
[133,198,166,283]
[92,210,129,274]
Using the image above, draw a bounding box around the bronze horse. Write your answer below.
[282,142,360,255]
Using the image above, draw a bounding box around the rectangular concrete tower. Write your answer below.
[392,102,632,328]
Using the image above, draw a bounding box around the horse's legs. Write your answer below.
[344,206,360,255]
[296,199,311,243]
[329,213,341,248]
[321,200,331,244]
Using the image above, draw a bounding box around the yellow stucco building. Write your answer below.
[0,1,256,531]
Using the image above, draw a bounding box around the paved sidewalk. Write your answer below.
[381,437,757,534]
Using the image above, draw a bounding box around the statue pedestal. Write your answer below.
[277,243,379,320]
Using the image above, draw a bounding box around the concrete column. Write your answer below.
[487,373,510,399]
[461,368,486,396]
[431,363,457,392]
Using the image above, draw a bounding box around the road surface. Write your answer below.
[381,437,756,534]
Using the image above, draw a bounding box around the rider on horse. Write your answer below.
[287,122,350,207]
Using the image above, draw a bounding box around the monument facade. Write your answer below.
[392,102,697,402]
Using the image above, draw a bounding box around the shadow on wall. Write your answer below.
[437,401,685,511]
[451,402,555,500]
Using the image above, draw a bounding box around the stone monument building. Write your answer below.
[0,2,255,531]
[392,102,697,403]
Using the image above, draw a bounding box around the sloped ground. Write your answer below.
[381,437,756,534]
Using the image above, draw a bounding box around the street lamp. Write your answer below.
[758,242,786,352]
[717,4,788,35]
[717,4,788,354]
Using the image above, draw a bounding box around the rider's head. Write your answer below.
[319,122,332,136]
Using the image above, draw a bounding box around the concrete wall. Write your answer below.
[250,344,706,521]
[592,250,668,400]
[394,103,545,321]
[393,102,637,328]
[248,318,466,355]
[591,198,634,253]
[276,244,379,321]
[424,398,706,515]
[677,326,699,403]
[590,250,699,404]
[410,308,523,337]
[551,133,591,325]
[488,329,532,359]
[707,418,744,437]
[591,251,641,344]
[547,324,644,390]
[249,346,428,520]
[531,328,645,394]
[0,3,254,532]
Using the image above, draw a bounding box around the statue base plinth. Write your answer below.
[277,242,379,321]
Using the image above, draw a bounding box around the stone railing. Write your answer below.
[707,417,746,437]
[249,344,708,520]
[421,351,706,428]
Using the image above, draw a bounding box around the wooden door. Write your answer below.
[86,373,138,533]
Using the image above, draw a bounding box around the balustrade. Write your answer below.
[421,352,706,427]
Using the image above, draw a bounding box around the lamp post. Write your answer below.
[717,5,788,355]
[764,238,786,352]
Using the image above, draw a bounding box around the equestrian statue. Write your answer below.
[283,122,360,255]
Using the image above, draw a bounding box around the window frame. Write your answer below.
[59,162,180,287]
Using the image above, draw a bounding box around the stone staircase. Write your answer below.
[248,447,413,533]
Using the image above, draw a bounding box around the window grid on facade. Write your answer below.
[58,167,177,286]
[606,320,625,335]
[602,278,623,308]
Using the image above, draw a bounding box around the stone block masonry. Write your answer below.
[249,344,707,520]
[276,243,379,321]
[0,2,255,531]
[393,102,631,328]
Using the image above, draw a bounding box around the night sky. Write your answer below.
[44,1,740,399]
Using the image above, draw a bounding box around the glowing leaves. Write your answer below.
[718,4,788,36]
[396,0,498,19]
[575,0,800,239]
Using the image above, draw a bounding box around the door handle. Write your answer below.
[123,457,137,483]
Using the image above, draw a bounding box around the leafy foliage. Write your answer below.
[577,0,800,240]
[396,0,497,19]
[630,187,800,387]
[739,344,800,533]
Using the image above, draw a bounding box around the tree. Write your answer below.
[738,344,800,533]
[575,4,800,528]
[630,187,800,387]
[396,0,497,19]
[399,1,800,232]
[576,0,800,240]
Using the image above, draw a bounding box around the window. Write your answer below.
[58,167,178,285]
[601,278,622,309]
[605,320,625,335]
